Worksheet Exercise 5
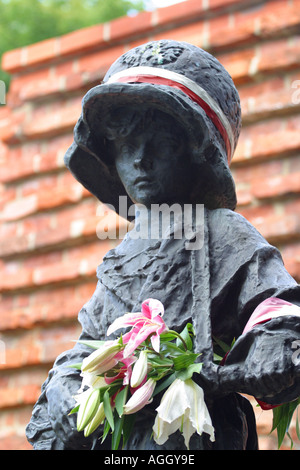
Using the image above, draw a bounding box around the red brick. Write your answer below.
[0,260,33,292]
[109,10,152,42]
[238,203,277,228]
[153,21,204,47]
[1,194,38,222]
[40,133,74,173]
[21,97,82,140]
[0,185,16,211]
[1,48,24,73]
[155,0,205,26]
[218,48,256,85]
[258,1,300,38]
[0,282,96,330]
[0,172,90,222]
[0,144,41,184]
[231,159,284,184]
[0,323,81,370]
[25,37,59,68]
[60,24,104,56]
[0,110,26,144]
[235,185,252,207]
[255,212,300,244]
[258,36,300,75]
[210,11,256,51]
[0,199,100,258]
[281,242,300,282]
[208,0,252,11]
[233,116,300,164]
[238,76,294,123]
[77,45,125,74]
[251,172,300,200]
[0,434,32,450]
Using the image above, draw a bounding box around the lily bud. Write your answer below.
[130,350,148,388]
[84,402,105,437]
[81,341,123,374]
[123,378,156,415]
[77,388,101,432]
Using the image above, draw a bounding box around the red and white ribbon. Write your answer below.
[106,66,235,164]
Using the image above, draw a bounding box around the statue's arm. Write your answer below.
[219,314,300,405]
[26,281,107,450]
[218,244,300,405]
[198,210,300,405]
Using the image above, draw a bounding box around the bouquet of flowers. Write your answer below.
[69,298,215,450]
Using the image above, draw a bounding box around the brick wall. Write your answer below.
[0,0,300,450]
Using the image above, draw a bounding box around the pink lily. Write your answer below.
[104,353,136,386]
[107,299,168,357]
[123,378,156,415]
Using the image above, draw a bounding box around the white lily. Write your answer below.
[130,350,148,388]
[76,388,101,432]
[81,340,123,374]
[84,402,105,437]
[153,378,215,449]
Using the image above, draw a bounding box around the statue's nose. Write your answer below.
[133,145,152,170]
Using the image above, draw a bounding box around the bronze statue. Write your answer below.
[26,40,300,450]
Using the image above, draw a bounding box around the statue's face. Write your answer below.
[112,109,192,207]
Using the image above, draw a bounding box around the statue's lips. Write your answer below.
[134,176,152,186]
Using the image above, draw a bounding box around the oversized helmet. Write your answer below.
[64,40,242,214]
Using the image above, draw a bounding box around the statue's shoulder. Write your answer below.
[206,208,269,248]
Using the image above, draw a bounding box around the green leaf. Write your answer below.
[175,362,202,381]
[160,341,186,357]
[296,408,300,441]
[115,386,128,418]
[103,389,115,432]
[212,335,232,355]
[76,340,106,350]
[101,419,111,443]
[213,353,223,364]
[176,323,194,351]
[111,412,124,450]
[67,363,82,370]
[68,405,79,415]
[122,414,136,449]
[172,352,199,371]
[271,399,300,449]
[159,331,180,342]
[153,373,176,397]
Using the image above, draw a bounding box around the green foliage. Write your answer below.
[0,0,147,87]
[271,398,300,449]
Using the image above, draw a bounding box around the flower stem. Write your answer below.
[168,330,188,351]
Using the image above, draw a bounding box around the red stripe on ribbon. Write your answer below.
[114,74,232,163]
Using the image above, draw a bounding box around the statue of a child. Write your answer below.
[26,40,300,450]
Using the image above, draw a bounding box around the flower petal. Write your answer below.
[123,378,156,415]
[153,378,215,448]
[142,298,164,319]
[106,312,147,337]
[123,324,158,357]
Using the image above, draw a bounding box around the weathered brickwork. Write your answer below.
[0,0,300,450]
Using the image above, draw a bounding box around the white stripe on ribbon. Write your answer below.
[106,66,235,161]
